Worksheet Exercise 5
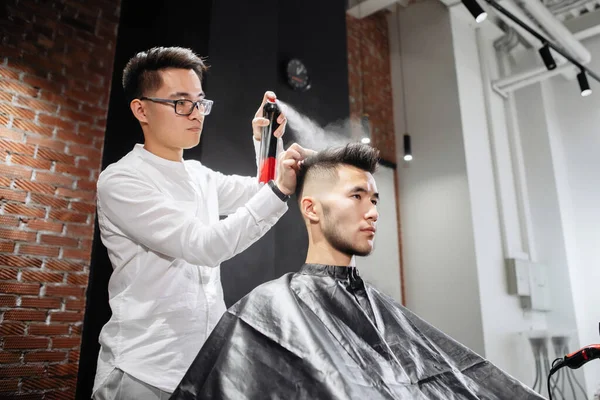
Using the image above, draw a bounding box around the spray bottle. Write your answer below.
[258,94,281,183]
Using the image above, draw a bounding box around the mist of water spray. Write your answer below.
[276,100,369,151]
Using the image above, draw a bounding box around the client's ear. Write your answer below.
[300,197,320,223]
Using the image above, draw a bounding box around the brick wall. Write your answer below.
[0,1,120,398]
[347,12,396,164]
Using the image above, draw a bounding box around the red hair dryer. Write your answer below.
[258,94,281,183]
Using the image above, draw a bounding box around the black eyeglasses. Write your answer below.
[139,97,214,116]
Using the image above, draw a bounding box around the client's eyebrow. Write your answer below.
[349,186,379,199]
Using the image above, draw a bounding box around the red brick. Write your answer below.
[14,179,56,195]
[0,353,22,364]
[0,164,33,180]
[62,268,87,285]
[0,80,39,98]
[54,163,91,178]
[48,362,79,377]
[3,336,49,350]
[3,203,45,218]
[61,248,90,261]
[0,139,36,156]
[0,378,20,392]
[29,194,68,210]
[66,224,93,237]
[59,107,95,125]
[0,365,45,377]
[22,377,71,391]
[0,228,36,242]
[49,210,87,223]
[0,114,9,126]
[81,103,108,118]
[46,389,76,400]
[0,255,43,268]
[35,172,74,188]
[55,188,94,201]
[26,135,67,151]
[36,147,75,164]
[70,325,82,335]
[0,91,14,102]
[21,271,63,286]
[78,124,105,138]
[10,154,52,170]
[28,324,69,336]
[78,157,102,170]
[0,282,40,296]
[0,126,24,141]
[0,188,27,202]
[38,115,76,131]
[50,312,82,323]
[65,297,85,310]
[56,129,94,146]
[0,216,18,228]
[67,145,101,160]
[0,295,17,307]
[76,179,97,192]
[39,235,78,248]
[15,96,59,114]
[69,201,95,214]
[22,75,62,94]
[23,351,67,363]
[24,219,64,233]
[51,338,80,350]
[12,118,55,137]
[45,285,84,298]
[3,309,46,321]
[0,103,36,120]
[45,260,84,272]
[20,296,63,308]
[0,66,21,80]
[0,176,11,187]
[68,350,79,363]
[0,268,18,281]
[0,241,16,252]
[18,245,59,257]
[80,239,92,253]
[0,322,26,336]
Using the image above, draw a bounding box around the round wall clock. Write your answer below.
[286,59,311,91]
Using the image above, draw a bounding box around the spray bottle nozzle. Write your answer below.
[266,92,277,103]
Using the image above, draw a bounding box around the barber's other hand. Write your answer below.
[275,143,316,196]
[252,91,287,141]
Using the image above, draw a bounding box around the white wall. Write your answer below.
[542,33,600,397]
[391,0,486,356]
[388,0,577,390]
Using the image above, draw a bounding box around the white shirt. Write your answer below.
[93,143,288,394]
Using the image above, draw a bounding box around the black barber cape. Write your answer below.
[170,264,543,400]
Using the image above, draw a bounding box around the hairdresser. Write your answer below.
[91,46,314,399]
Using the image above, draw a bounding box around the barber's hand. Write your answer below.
[275,143,316,196]
[252,91,287,141]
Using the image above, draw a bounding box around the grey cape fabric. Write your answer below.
[170,264,543,400]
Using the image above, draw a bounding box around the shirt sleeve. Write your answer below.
[96,168,288,268]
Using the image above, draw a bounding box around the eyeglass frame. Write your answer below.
[139,96,214,116]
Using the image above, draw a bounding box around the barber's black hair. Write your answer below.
[122,46,208,102]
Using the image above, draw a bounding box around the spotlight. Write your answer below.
[361,137,371,144]
[403,134,412,162]
[538,44,556,71]
[577,71,592,97]
[461,0,488,23]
